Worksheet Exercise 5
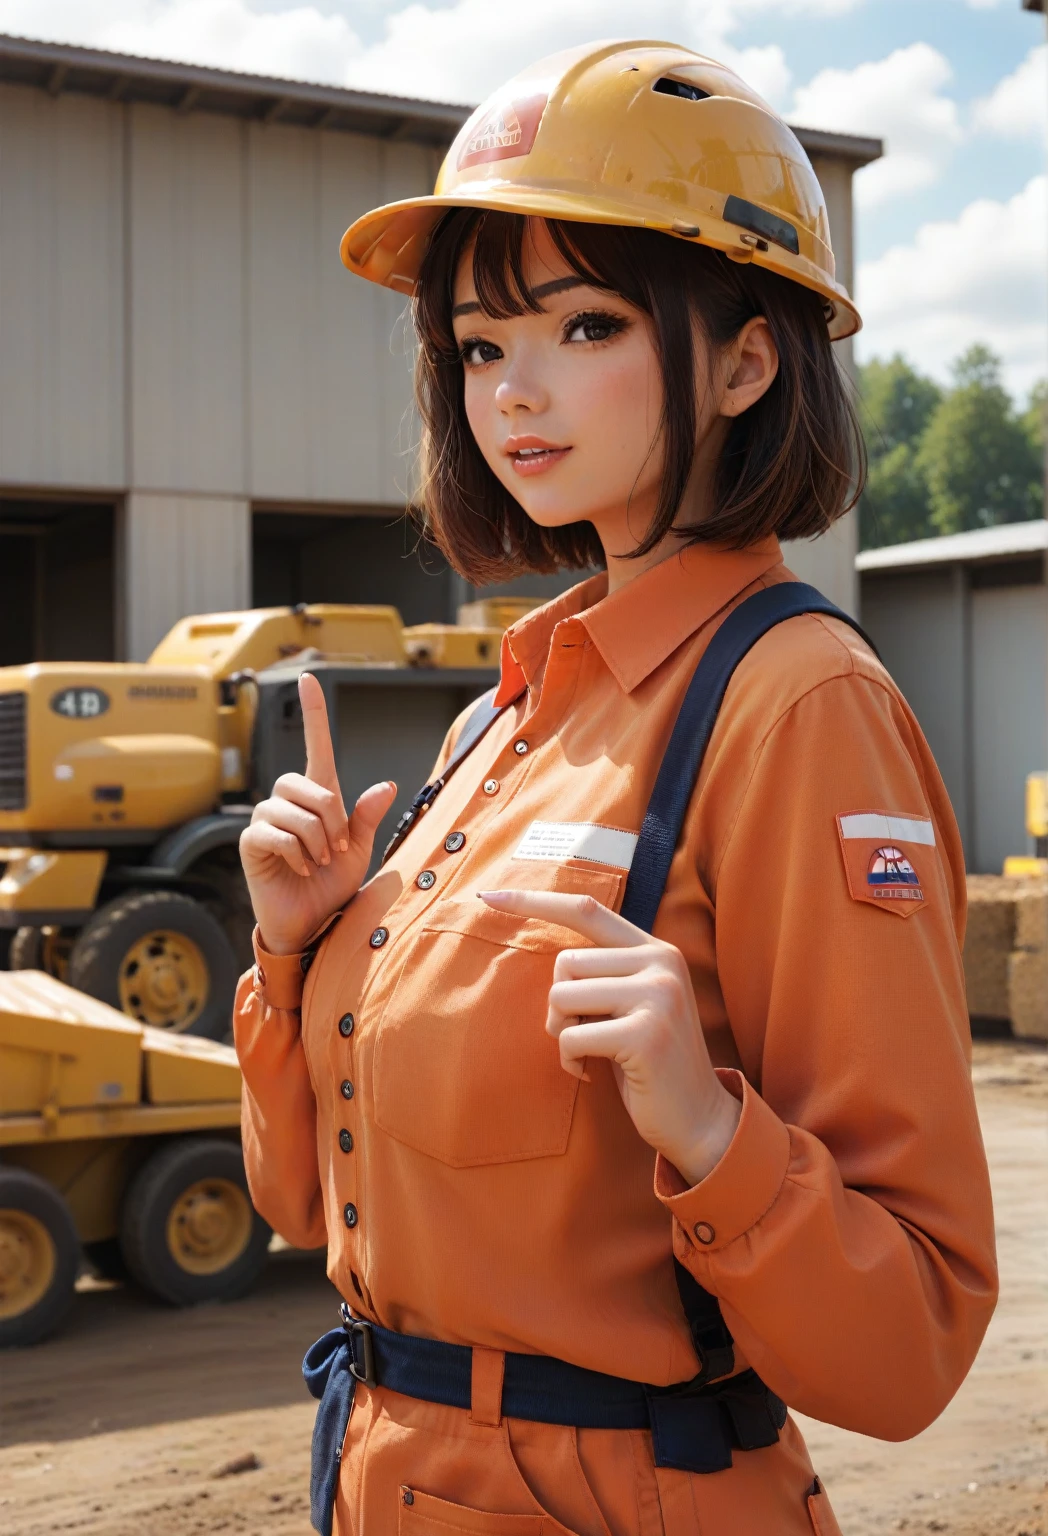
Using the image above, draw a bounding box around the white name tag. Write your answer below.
[839,812,935,846]
[513,821,639,870]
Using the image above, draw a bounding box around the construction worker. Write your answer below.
[235,41,997,1536]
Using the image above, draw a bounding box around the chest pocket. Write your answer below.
[372,866,623,1168]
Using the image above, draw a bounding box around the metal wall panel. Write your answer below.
[971,583,1048,873]
[859,570,971,852]
[247,125,437,504]
[128,105,246,495]
[125,492,250,660]
[0,84,125,488]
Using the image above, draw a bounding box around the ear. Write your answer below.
[719,317,779,419]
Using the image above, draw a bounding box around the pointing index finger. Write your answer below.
[478,888,648,948]
[299,672,340,792]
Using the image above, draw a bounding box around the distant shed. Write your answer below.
[858,521,1048,874]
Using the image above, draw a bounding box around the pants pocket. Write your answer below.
[807,1478,844,1536]
[399,1485,559,1536]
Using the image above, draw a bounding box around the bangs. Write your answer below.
[463,213,617,322]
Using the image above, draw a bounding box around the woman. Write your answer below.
[235,40,997,1536]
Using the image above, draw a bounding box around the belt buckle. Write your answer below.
[340,1302,377,1388]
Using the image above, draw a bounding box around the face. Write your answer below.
[451,223,669,556]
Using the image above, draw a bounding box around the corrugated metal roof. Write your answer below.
[857,520,1048,573]
[0,32,883,162]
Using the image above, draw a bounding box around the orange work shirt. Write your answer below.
[234,539,996,1516]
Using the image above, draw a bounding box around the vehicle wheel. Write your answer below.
[67,890,238,1040]
[0,1168,80,1347]
[119,1138,271,1307]
[9,925,76,980]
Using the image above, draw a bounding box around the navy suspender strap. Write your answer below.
[619,582,876,933]
[380,686,516,865]
[616,580,876,1393]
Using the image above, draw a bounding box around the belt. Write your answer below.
[302,1306,787,1536]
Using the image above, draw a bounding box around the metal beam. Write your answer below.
[46,63,67,96]
[176,83,201,114]
[261,95,291,125]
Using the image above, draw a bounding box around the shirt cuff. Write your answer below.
[251,927,308,1011]
[654,1069,791,1254]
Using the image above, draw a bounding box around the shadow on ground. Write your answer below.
[0,1248,337,1447]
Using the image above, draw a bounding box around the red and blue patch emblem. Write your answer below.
[866,845,923,901]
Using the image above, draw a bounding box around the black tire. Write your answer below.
[67,890,238,1040]
[0,1168,80,1347]
[8,925,76,979]
[7,927,39,969]
[119,1138,271,1306]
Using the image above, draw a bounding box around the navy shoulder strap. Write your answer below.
[620,582,874,934]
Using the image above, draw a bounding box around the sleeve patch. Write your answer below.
[836,811,934,919]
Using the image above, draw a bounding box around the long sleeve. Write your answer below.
[656,663,998,1440]
[234,930,327,1250]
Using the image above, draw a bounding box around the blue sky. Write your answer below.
[0,0,1044,398]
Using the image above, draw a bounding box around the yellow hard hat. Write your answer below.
[340,39,861,340]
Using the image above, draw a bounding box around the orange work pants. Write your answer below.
[334,1348,842,1536]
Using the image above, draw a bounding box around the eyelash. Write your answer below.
[458,308,629,368]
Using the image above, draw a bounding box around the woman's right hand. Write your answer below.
[239,672,398,956]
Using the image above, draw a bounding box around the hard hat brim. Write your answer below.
[340,188,861,342]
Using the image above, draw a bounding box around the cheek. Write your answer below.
[570,342,661,449]
[463,374,499,456]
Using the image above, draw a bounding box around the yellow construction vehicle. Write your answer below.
[0,968,264,1346]
[0,599,535,1038]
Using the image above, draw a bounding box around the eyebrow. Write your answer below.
[451,275,586,319]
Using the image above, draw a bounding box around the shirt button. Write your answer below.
[343,1203,358,1228]
[369,927,389,948]
[483,779,499,796]
[339,1129,353,1153]
[444,831,466,853]
[341,1080,354,1100]
[416,869,436,890]
[513,739,528,755]
[338,1012,355,1038]
[692,1221,716,1246]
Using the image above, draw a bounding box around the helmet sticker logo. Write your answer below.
[457,94,548,170]
[866,845,923,902]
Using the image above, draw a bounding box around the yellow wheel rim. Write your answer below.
[0,1210,56,1319]
[165,1178,252,1275]
[118,929,210,1031]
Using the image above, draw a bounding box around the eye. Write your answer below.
[459,337,503,367]
[564,309,628,345]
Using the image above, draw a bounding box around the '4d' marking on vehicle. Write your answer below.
[50,687,110,719]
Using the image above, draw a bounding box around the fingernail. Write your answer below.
[302,865,312,877]
[339,838,349,853]
[478,890,508,898]
[320,850,330,866]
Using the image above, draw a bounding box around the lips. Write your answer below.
[504,436,571,476]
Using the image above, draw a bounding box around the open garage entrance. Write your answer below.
[0,499,116,666]
[251,509,459,627]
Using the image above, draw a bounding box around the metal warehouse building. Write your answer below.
[859,521,1048,875]
[0,34,882,665]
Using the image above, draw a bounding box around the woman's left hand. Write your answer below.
[479,890,742,1186]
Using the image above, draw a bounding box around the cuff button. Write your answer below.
[692,1221,716,1246]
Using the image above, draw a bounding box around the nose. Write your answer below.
[494,351,549,417]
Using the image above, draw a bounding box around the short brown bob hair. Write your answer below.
[411,211,865,585]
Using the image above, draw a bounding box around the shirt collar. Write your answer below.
[493,538,783,705]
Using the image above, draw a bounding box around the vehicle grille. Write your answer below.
[0,691,27,811]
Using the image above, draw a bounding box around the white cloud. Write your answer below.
[0,1,362,83]
[0,0,860,103]
[791,45,963,208]
[973,44,1048,140]
[856,175,1048,400]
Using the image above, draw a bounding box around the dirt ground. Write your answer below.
[1,1038,1045,1536]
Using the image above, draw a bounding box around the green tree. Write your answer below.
[915,345,1043,535]
[858,355,942,549]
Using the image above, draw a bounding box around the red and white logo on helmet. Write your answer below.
[457,94,548,170]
